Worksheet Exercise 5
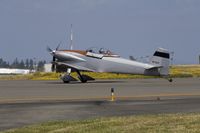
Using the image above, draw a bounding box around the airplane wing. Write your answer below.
[56,62,95,72]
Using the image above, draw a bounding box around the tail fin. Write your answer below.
[149,48,170,76]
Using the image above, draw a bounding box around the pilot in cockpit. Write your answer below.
[86,48,93,53]
[99,48,105,54]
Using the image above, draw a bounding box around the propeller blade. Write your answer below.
[47,46,53,52]
[56,41,62,51]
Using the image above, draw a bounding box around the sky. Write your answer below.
[0,0,200,64]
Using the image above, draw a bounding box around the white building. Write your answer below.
[0,68,31,75]
[44,64,52,72]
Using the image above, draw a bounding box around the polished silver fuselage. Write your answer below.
[53,50,160,76]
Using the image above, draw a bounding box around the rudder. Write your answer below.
[149,48,170,76]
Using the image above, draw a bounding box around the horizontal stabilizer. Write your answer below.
[145,65,163,70]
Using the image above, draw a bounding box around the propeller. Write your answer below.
[56,41,62,51]
[47,41,62,72]
[46,46,53,53]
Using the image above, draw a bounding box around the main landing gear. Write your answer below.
[60,68,77,83]
[60,68,95,83]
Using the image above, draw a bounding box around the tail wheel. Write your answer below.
[168,78,173,82]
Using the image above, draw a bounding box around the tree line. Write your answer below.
[0,58,46,71]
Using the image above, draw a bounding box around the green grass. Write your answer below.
[170,65,200,78]
[0,65,200,80]
[0,72,157,80]
[2,113,200,133]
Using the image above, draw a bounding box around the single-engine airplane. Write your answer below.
[47,25,172,83]
[47,46,172,83]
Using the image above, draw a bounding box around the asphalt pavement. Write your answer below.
[0,78,200,103]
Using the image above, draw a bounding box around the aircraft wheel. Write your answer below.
[63,80,69,83]
[81,80,87,83]
[168,78,173,82]
[78,75,87,83]
[62,76,70,83]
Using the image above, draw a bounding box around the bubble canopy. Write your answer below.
[86,47,120,57]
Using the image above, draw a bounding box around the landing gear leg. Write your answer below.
[76,70,87,83]
[67,68,72,75]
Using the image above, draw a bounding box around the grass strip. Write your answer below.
[2,113,200,133]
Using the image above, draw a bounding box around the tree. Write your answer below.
[0,58,47,70]
[29,59,34,70]
[11,58,19,68]
[0,58,9,68]
[25,59,29,69]
[19,60,25,69]
[0,58,3,68]
[37,60,46,71]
